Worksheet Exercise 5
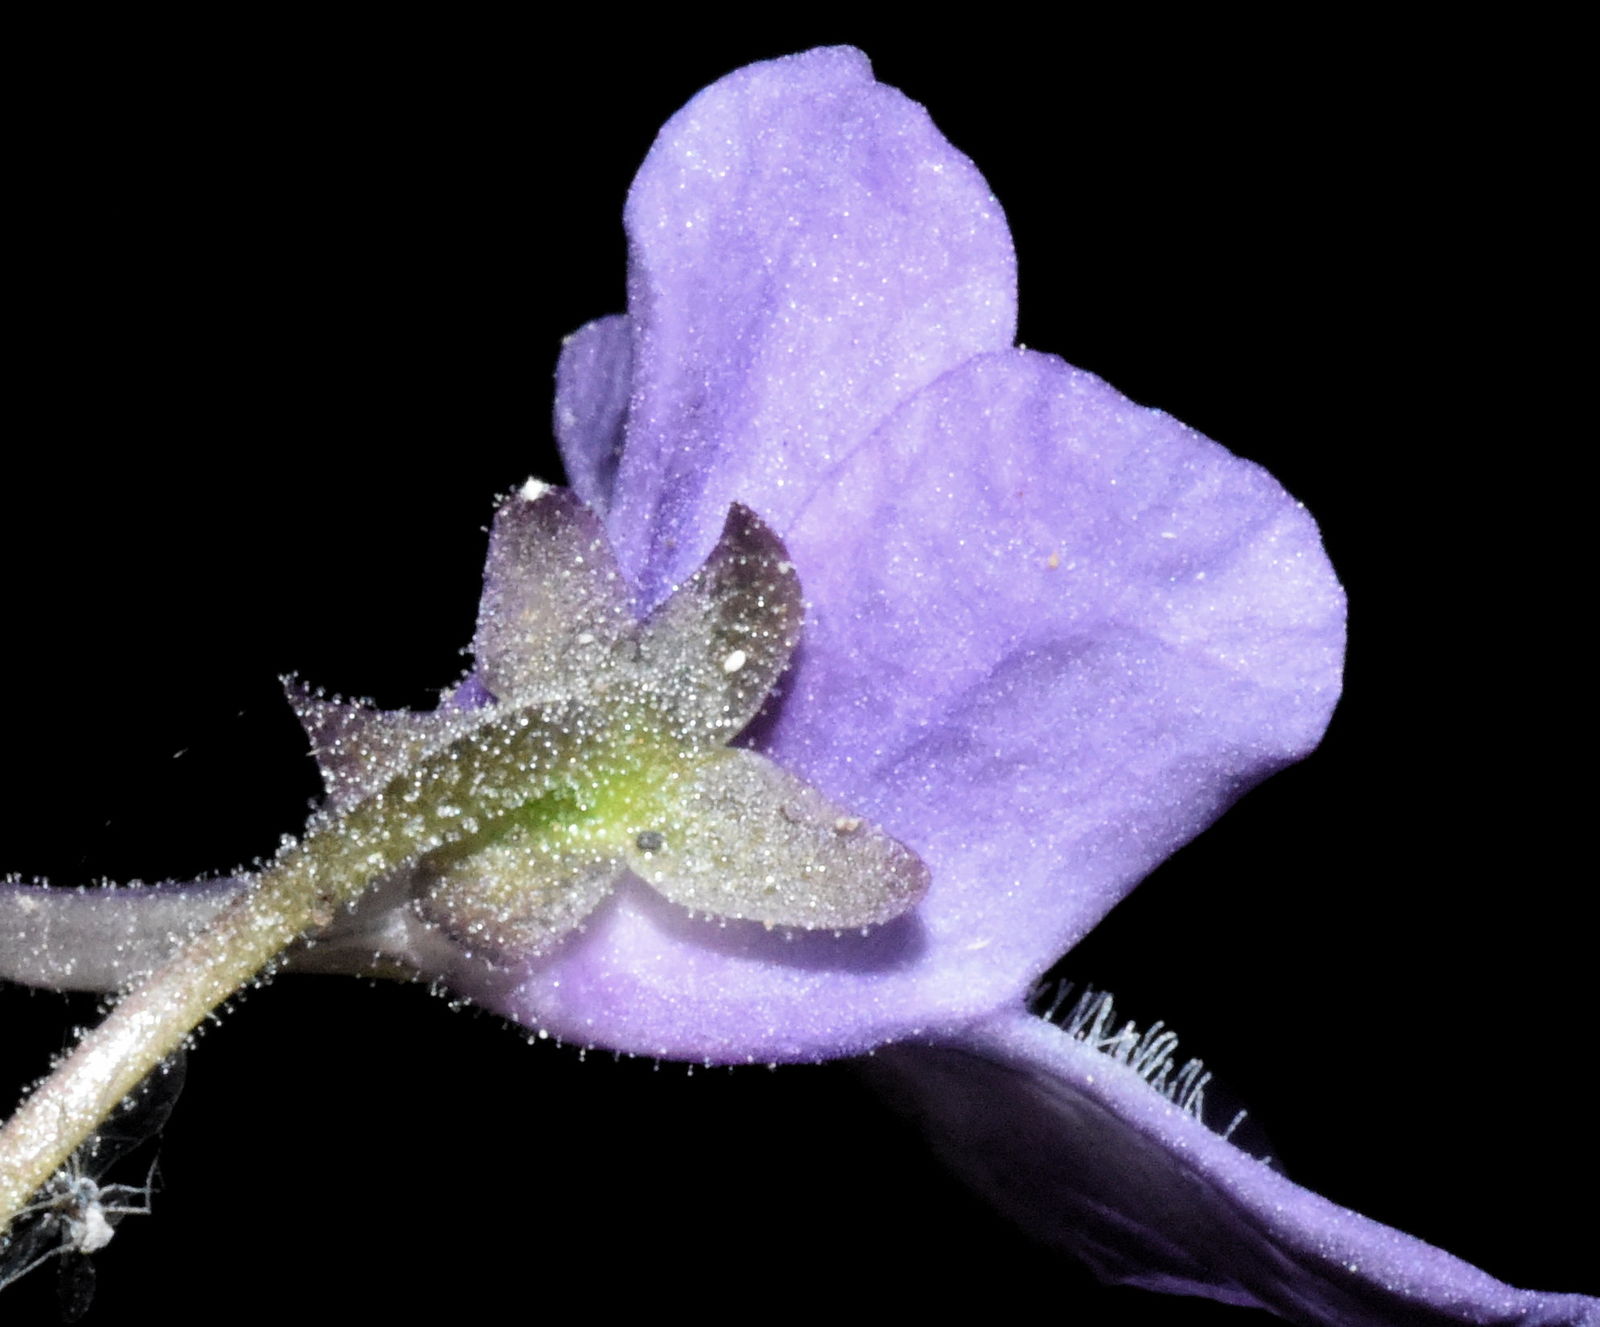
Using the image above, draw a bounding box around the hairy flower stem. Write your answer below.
[0,703,569,1228]
[0,710,537,1229]
[0,837,361,1227]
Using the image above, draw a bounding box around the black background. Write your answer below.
[3,19,1589,1324]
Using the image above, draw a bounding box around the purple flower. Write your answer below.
[484,49,1588,1323]
[508,44,1345,1067]
[3,46,1594,1327]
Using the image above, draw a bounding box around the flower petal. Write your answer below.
[553,314,631,516]
[607,47,1017,604]
[490,349,1341,1061]
[868,1009,1599,1326]
[773,347,1345,999]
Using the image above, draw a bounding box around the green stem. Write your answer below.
[1,702,566,1228]
[2,840,339,1226]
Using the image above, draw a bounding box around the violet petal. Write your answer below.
[868,1008,1599,1327]
[773,347,1345,990]
[607,46,1017,604]
[552,314,632,517]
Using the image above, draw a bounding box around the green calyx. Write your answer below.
[288,486,930,964]
[0,486,932,1222]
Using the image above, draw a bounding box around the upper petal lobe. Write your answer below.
[608,47,1017,604]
